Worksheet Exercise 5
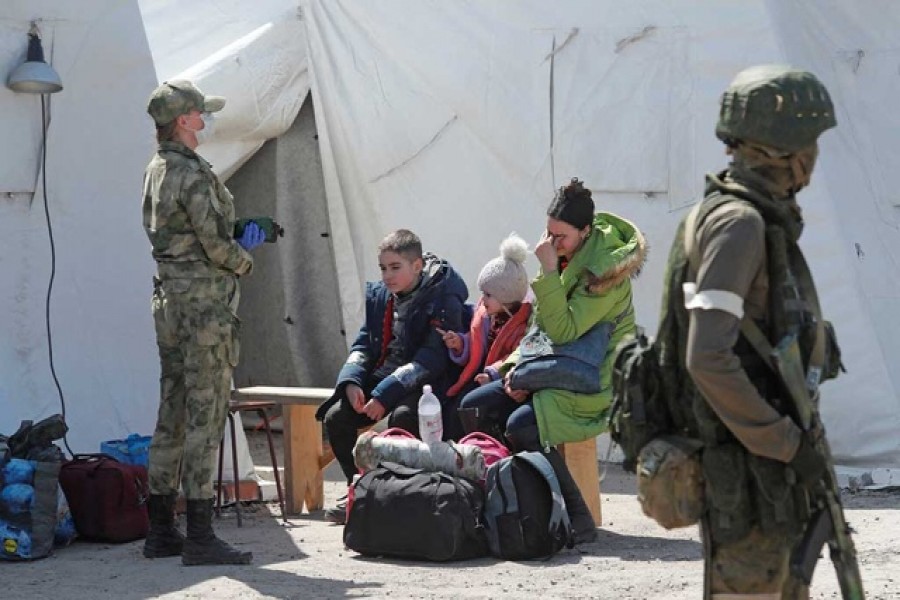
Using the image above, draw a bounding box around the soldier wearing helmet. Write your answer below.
[653,65,853,597]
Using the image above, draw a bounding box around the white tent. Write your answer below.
[2,0,898,481]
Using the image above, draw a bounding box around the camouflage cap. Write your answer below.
[146,79,226,126]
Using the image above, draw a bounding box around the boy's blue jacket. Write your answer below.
[316,253,469,417]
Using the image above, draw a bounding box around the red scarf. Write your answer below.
[374,296,394,368]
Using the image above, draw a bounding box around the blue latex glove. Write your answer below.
[237,221,266,251]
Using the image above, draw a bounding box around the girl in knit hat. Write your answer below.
[438,234,533,417]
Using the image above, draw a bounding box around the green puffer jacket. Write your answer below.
[505,212,646,448]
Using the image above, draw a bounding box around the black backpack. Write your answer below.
[482,451,574,560]
[343,462,488,562]
[608,332,673,472]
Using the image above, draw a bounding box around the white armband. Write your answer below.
[682,282,744,319]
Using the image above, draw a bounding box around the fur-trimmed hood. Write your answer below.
[579,212,648,295]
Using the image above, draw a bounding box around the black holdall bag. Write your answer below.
[343,462,489,562]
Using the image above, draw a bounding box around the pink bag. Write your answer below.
[457,432,509,469]
[377,427,418,440]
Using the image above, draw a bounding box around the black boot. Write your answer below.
[544,448,599,545]
[459,406,508,445]
[182,498,252,566]
[143,494,184,558]
[457,408,480,434]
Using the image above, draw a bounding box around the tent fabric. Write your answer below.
[140,0,310,180]
[1,0,898,473]
[0,0,309,455]
[1,0,161,453]
[302,0,900,470]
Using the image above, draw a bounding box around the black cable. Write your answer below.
[40,94,74,457]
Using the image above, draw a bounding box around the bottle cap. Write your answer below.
[422,384,433,394]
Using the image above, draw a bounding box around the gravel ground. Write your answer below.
[7,430,898,599]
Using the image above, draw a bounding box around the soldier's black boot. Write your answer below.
[143,493,184,558]
[507,425,598,545]
[544,448,598,545]
[182,498,252,566]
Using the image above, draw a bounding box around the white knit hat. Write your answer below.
[477,233,529,305]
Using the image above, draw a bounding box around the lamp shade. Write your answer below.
[7,31,63,94]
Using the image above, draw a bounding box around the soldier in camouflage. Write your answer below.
[141,80,266,566]
[657,66,847,598]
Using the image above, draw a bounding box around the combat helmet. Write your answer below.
[716,65,836,153]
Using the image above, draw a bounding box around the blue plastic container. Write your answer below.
[99,434,151,467]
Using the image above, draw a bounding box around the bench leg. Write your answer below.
[283,404,324,514]
[562,437,602,526]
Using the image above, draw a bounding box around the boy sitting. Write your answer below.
[315,229,468,524]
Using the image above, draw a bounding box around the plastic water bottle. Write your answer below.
[417,384,443,445]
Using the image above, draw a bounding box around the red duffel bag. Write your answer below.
[58,454,149,542]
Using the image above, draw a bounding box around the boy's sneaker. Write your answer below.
[324,494,348,525]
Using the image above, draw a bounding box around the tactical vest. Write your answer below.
[656,173,838,544]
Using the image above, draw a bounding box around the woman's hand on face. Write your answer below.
[534,230,558,273]
[503,373,530,403]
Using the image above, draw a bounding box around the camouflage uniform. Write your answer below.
[652,66,841,599]
[143,138,253,500]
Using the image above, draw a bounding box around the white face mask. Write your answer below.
[194,113,216,145]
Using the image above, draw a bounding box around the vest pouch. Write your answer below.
[692,393,733,445]
[701,444,752,544]
[746,454,804,537]
[636,436,705,529]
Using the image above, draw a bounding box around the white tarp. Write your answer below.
[303,0,900,470]
[1,0,307,454]
[139,0,310,179]
[1,0,161,453]
[2,0,898,474]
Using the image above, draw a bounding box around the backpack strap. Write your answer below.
[683,192,751,277]
[516,451,571,535]
[483,459,509,556]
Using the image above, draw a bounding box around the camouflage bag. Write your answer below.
[636,436,705,530]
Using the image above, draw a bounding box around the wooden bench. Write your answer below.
[230,386,333,515]
[560,437,602,526]
[231,385,602,524]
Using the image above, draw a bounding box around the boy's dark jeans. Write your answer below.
[323,377,420,483]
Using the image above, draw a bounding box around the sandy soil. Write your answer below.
[8,431,898,600]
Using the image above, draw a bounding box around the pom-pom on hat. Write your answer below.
[477,233,529,305]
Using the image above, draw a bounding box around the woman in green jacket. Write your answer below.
[459,178,646,542]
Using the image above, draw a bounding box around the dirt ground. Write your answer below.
[8,430,899,599]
